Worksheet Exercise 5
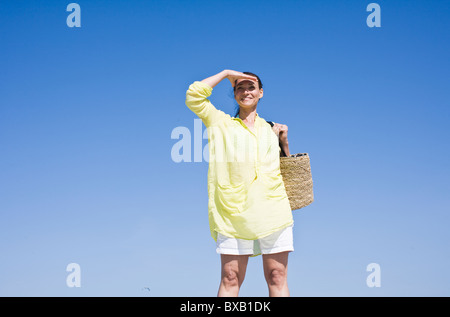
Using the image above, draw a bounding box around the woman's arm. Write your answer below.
[186,70,258,127]
[201,69,257,88]
[272,123,290,157]
[279,127,290,157]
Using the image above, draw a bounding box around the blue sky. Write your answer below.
[0,0,449,296]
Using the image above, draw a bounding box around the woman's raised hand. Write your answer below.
[224,70,258,88]
[200,70,257,89]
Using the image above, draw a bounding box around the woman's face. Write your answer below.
[234,79,263,110]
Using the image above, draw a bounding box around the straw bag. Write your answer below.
[266,121,314,211]
[279,153,314,211]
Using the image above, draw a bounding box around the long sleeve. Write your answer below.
[185,81,228,127]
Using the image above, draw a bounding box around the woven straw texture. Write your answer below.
[280,153,314,211]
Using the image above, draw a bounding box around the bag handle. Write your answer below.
[266,121,287,157]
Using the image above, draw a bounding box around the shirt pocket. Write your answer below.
[214,182,248,215]
[262,173,288,201]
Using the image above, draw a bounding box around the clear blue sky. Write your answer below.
[1,0,449,296]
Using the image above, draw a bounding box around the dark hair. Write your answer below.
[233,72,263,118]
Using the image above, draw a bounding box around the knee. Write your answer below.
[221,269,240,289]
[265,268,287,287]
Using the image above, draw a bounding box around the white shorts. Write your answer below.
[215,225,294,256]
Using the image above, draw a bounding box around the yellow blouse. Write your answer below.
[185,81,293,241]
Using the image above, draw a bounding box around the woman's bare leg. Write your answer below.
[262,251,290,297]
[217,254,250,297]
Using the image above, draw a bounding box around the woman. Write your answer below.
[185,69,294,297]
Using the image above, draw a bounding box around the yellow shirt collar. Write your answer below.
[233,112,262,125]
